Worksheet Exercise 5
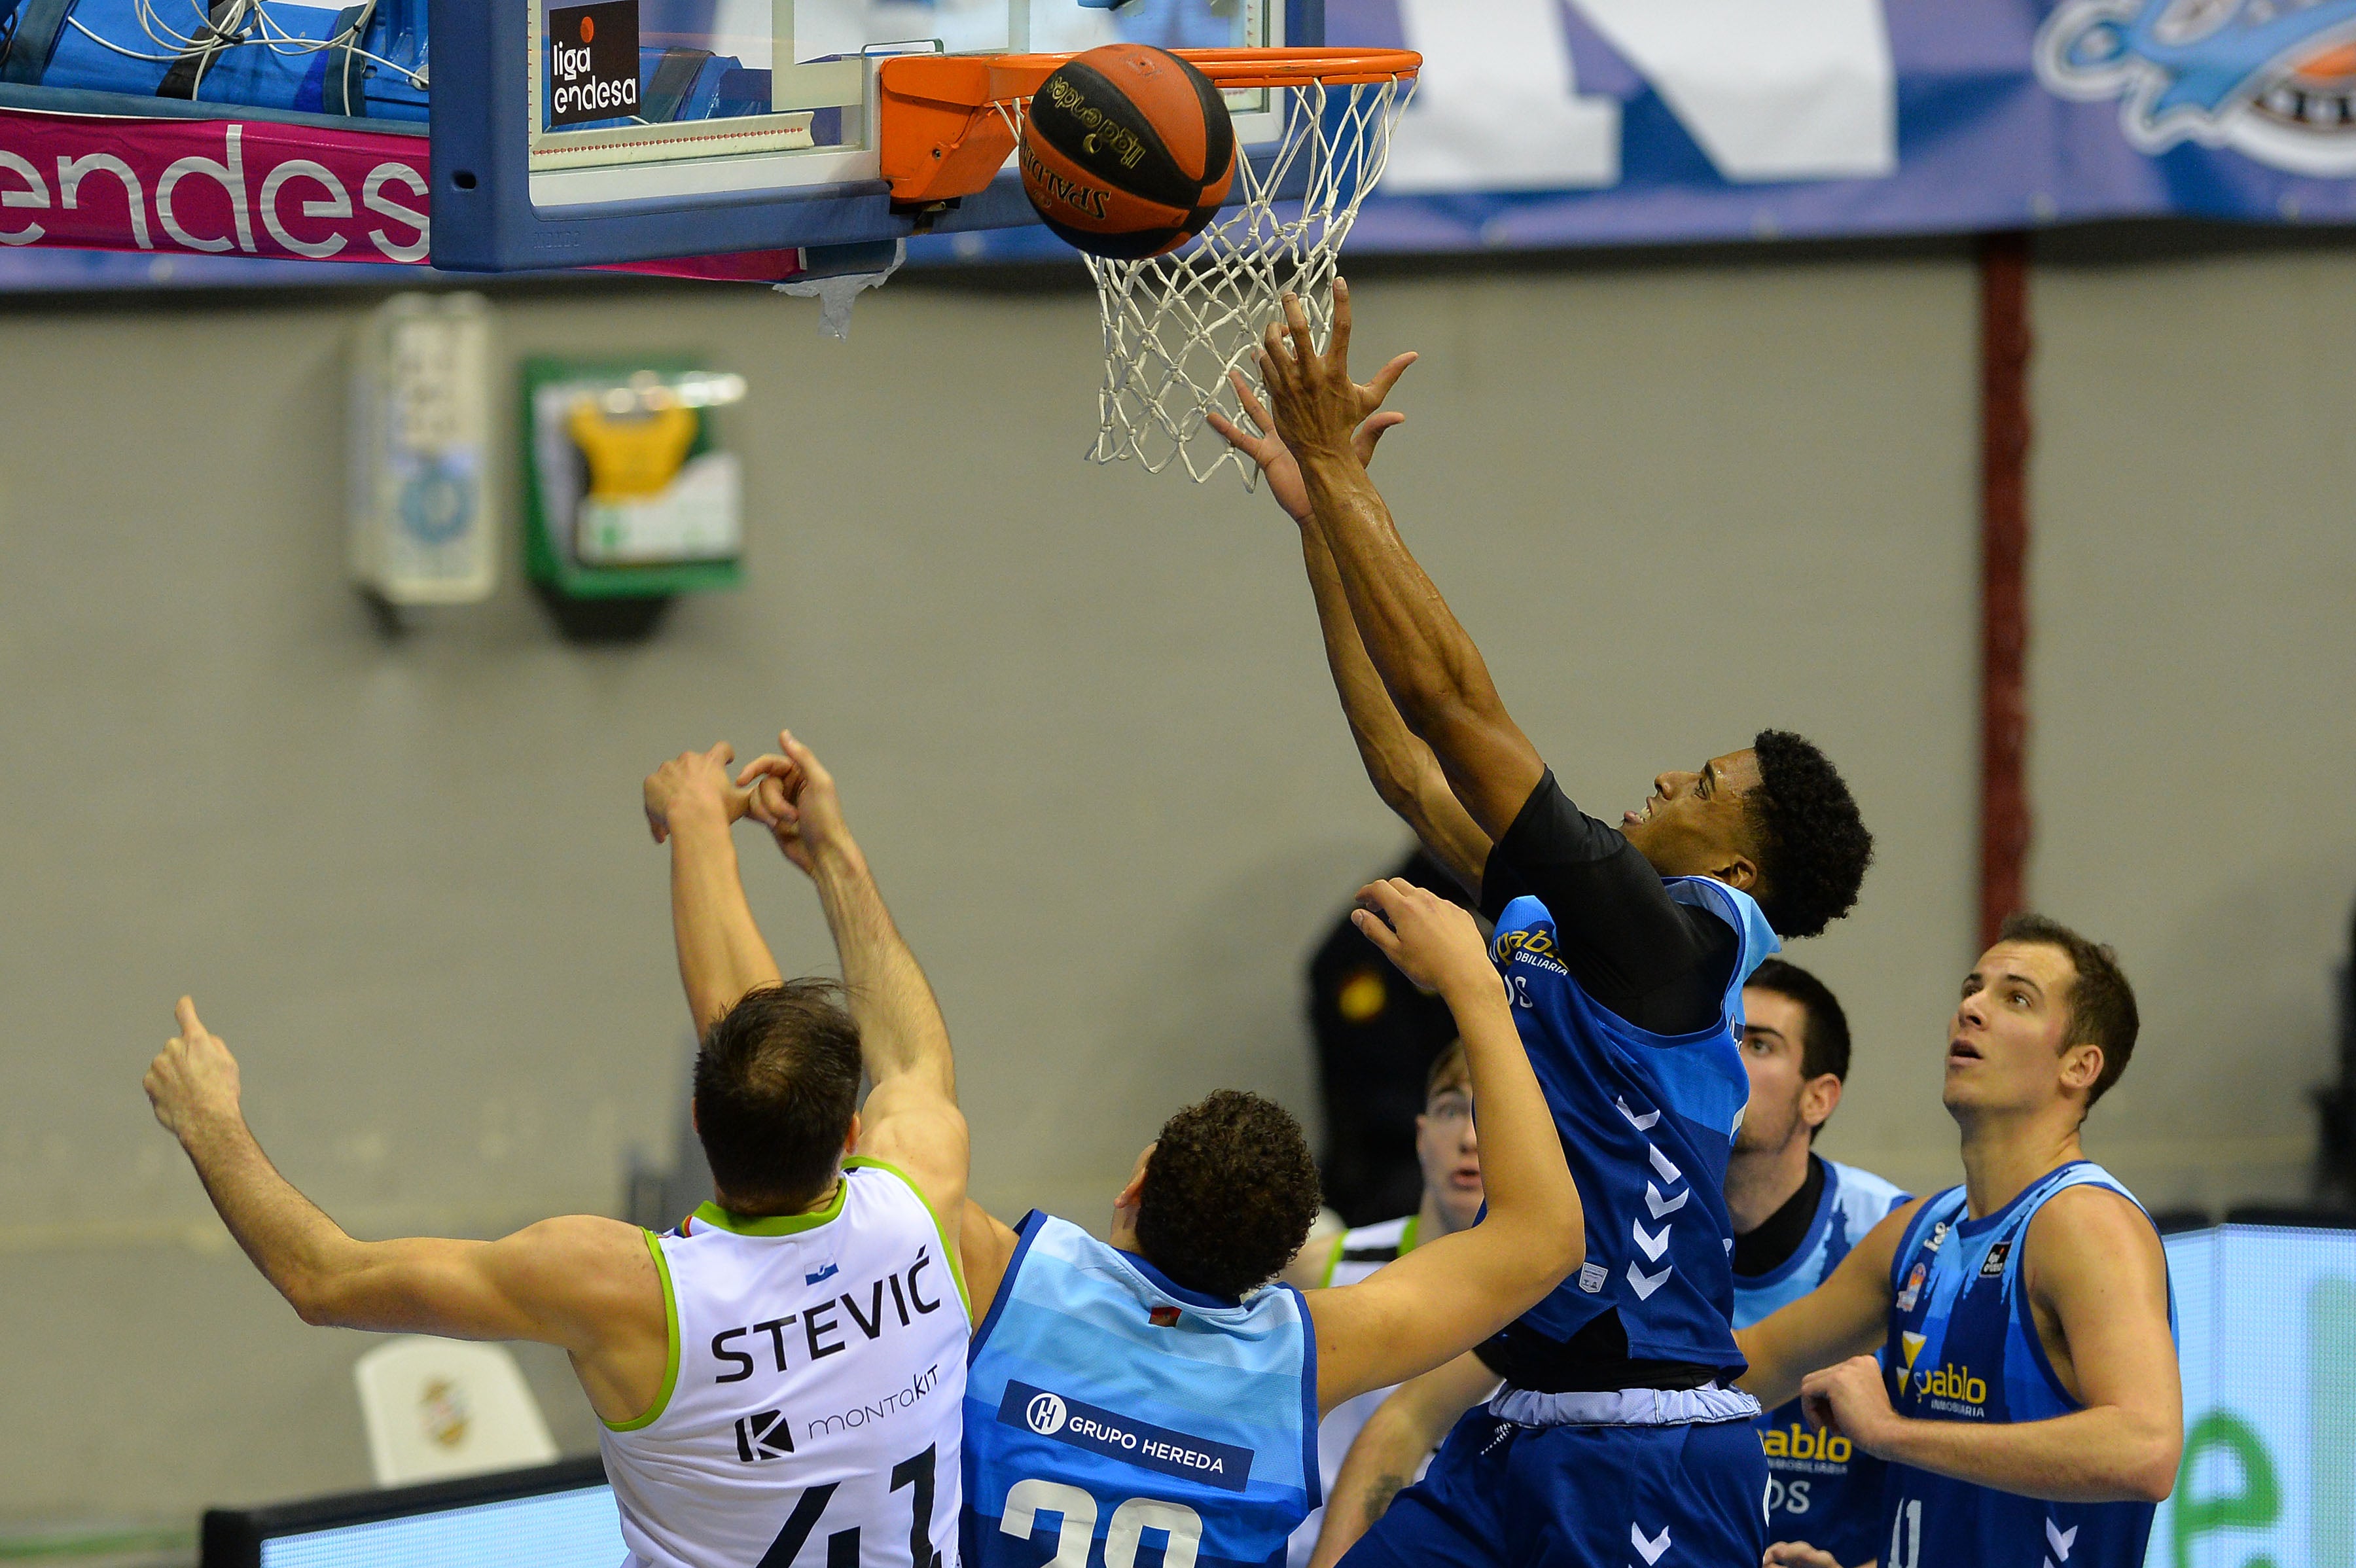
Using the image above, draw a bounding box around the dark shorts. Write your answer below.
[1339,1408,1769,1568]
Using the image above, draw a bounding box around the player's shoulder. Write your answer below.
[513,1212,650,1259]
[496,1215,662,1310]
[2023,1173,2159,1255]
[1824,1158,1912,1219]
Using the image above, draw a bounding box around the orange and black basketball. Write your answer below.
[1020,44,1236,260]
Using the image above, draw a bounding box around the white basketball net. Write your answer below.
[1004,73,1416,486]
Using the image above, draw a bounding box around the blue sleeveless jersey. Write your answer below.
[1733,1159,1910,1562]
[1491,878,1778,1372]
[964,1213,1319,1568]
[1880,1161,2172,1568]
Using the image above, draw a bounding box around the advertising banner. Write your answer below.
[1329,0,2356,252]
[2158,1224,2356,1567]
[0,107,431,262]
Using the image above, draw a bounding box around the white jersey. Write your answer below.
[599,1159,969,1568]
[1285,1215,1425,1568]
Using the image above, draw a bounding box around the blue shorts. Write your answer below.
[1340,1410,1769,1568]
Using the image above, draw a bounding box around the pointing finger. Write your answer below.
[175,996,203,1039]
[1229,370,1277,435]
[1203,408,1248,450]
[705,741,736,769]
[1281,292,1317,378]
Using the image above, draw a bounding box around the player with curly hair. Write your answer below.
[657,728,1585,1568]
[1211,279,1876,1568]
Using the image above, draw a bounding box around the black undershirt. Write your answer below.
[1470,770,1744,1394]
[1732,1153,1828,1279]
[1478,770,1738,1036]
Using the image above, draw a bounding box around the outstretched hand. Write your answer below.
[1761,1542,1850,1568]
[1251,277,1416,471]
[1350,878,1496,1002]
[145,996,242,1140]
[736,729,853,876]
[1205,363,1407,524]
[644,742,755,844]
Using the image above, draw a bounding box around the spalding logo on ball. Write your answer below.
[1020,44,1236,260]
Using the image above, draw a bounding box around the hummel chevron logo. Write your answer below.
[1631,1522,1671,1564]
[1626,1262,1672,1299]
[2045,1519,2078,1562]
[736,1409,794,1461]
[1644,1182,1688,1219]
[1648,1144,1682,1186]
[1632,1218,1671,1262]
[1615,1096,1660,1131]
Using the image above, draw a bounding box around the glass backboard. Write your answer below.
[426,0,1308,270]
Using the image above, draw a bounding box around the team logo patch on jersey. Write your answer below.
[1149,1305,1181,1327]
[997,1380,1253,1492]
[1896,1261,1927,1313]
[1980,1241,2012,1278]
[734,1408,794,1461]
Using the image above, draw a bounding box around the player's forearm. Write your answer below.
[808,840,954,1097]
[1299,520,1490,893]
[1313,1353,1497,1567]
[669,810,783,1032]
[1870,1404,2179,1504]
[177,1109,367,1324]
[1311,1396,1448,1568]
[1298,454,1510,764]
[1443,978,1582,1270]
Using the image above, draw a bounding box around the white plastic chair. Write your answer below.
[353,1336,561,1486]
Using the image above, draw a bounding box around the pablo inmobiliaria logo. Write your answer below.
[2037,0,2356,175]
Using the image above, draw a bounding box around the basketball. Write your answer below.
[1019,44,1238,260]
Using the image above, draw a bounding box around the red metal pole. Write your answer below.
[1979,232,2033,950]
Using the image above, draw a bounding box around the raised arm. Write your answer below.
[1302,880,1581,1414]
[1798,1187,2180,1505]
[1255,281,1546,839]
[1207,375,1492,896]
[1735,1197,1918,1410]
[736,731,971,1232]
[143,999,667,1424]
[644,741,782,1033]
[1309,1351,1499,1568]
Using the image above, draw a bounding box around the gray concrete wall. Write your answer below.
[0,235,2344,1525]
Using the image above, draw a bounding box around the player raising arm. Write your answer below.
[1736,916,2180,1568]
[1218,279,1873,1567]
[141,738,971,1568]
[948,875,1581,1568]
[1294,880,1583,1409]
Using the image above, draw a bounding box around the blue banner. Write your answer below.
[921,0,2356,263]
[1323,0,2356,251]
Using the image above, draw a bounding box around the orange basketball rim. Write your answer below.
[879,47,1423,211]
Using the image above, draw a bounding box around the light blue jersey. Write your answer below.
[1732,1158,1910,1563]
[1882,1162,2172,1567]
[965,1212,1319,1568]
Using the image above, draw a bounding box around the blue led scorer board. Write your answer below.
[256,1483,623,1568]
[427,0,1321,271]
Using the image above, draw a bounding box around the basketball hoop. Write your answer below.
[882,48,1421,486]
